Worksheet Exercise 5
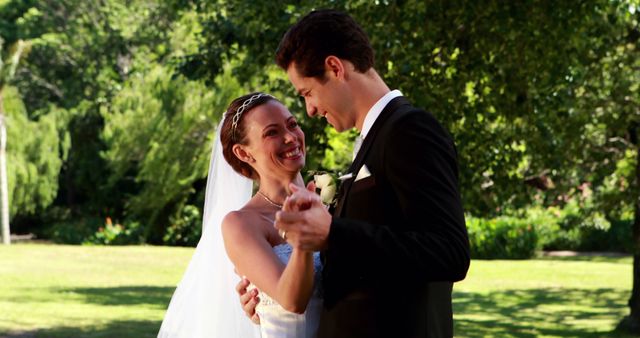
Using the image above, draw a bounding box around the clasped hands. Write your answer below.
[275,181,332,252]
[237,181,331,324]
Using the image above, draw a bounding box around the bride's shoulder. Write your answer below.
[221,210,262,242]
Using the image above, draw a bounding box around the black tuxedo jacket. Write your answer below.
[317,97,470,338]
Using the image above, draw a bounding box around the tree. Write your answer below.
[0,37,29,244]
[101,64,241,242]
[189,2,640,328]
[5,0,202,236]
[189,0,635,214]
[2,0,637,257]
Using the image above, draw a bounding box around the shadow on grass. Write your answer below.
[32,319,161,338]
[9,285,635,337]
[454,287,634,337]
[59,285,176,308]
[2,287,175,338]
[536,255,631,264]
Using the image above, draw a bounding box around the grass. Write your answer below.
[453,255,634,337]
[0,244,634,337]
[0,244,192,338]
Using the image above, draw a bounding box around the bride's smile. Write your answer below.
[238,99,306,177]
[280,146,303,160]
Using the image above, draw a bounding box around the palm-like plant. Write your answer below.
[0,37,29,244]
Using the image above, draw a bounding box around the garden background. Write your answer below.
[1,0,639,337]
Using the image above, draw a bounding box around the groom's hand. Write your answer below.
[275,183,331,251]
[236,277,260,324]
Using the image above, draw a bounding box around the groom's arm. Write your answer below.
[326,110,470,282]
[276,110,470,283]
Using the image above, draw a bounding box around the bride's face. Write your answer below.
[235,100,305,178]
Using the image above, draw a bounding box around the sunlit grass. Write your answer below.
[453,256,633,337]
[0,244,192,338]
[0,244,634,337]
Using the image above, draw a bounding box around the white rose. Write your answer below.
[314,173,337,205]
[320,184,337,205]
[314,174,334,189]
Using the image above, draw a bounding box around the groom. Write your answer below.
[241,9,470,337]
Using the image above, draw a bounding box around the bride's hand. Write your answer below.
[236,276,261,324]
[275,182,331,251]
[282,181,316,212]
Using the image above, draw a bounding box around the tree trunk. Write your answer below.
[619,131,640,333]
[0,91,10,245]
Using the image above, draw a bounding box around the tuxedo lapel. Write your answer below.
[333,96,411,217]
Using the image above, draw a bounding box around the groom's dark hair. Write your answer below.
[276,9,374,79]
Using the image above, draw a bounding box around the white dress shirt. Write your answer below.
[353,89,403,159]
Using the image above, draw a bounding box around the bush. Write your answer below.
[84,218,145,245]
[522,206,561,248]
[535,199,630,252]
[46,216,104,244]
[575,219,633,252]
[163,205,202,247]
[467,202,633,258]
[467,216,538,259]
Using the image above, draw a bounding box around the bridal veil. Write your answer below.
[158,117,261,337]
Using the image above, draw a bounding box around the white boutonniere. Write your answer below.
[314,173,337,205]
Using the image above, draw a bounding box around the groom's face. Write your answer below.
[286,62,354,132]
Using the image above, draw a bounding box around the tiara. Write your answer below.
[231,93,274,141]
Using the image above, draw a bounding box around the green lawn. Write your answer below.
[0,244,634,337]
[0,244,192,338]
[453,255,633,337]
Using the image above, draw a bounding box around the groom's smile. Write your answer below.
[286,60,357,132]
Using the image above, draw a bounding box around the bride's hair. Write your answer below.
[220,92,277,179]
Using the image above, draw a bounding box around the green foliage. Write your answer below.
[468,201,634,259]
[47,215,103,244]
[3,86,67,216]
[101,64,241,242]
[467,215,538,259]
[1,1,638,248]
[84,218,145,245]
[594,149,637,221]
[5,0,203,224]
[163,205,201,247]
[539,199,632,252]
[546,200,609,250]
[193,0,639,217]
[322,126,357,172]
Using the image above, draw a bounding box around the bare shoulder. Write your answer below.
[221,210,261,243]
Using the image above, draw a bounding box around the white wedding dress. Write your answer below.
[158,118,323,338]
[248,244,323,338]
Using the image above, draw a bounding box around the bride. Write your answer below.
[158,92,322,338]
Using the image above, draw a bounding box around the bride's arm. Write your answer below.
[222,211,314,314]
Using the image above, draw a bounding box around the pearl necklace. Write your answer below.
[257,191,283,208]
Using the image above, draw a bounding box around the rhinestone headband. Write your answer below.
[231,93,274,141]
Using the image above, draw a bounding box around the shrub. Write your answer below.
[163,205,202,247]
[46,216,104,244]
[467,202,633,257]
[84,218,145,245]
[522,206,561,248]
[467,216,538,259]
[576,218,632,252]
[535,199,630,252]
